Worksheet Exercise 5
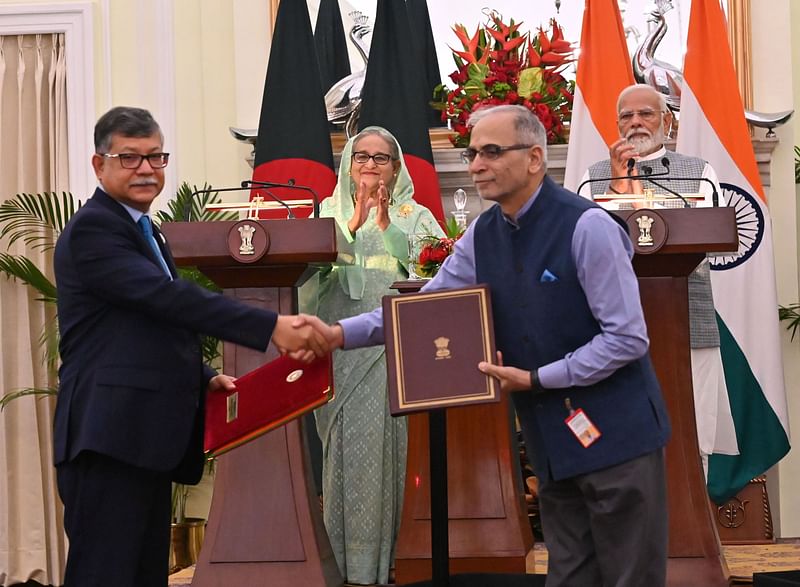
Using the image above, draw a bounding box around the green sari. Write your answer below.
[314,129,443,584]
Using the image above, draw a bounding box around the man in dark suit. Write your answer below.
[53,106,326,587]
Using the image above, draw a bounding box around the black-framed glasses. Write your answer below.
[352,151,392,165]
[618,109,663,124]
[102,152,170,169]
[460,144,533,164]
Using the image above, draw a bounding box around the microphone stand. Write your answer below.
[577,169,719,209]
[244,179,321,218]
[575,169,670,198]
[190,185,297,219]
[639,173,720,208]
[639,166,690,208]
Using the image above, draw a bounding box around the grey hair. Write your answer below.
[352,126,400,160]
[616,84,668,113]
[94,106,163,153]
[467,104,548,164]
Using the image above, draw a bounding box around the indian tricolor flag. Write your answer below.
[563,0,634,192]
[676,0,790,503]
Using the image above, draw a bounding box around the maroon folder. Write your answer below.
[204,354,333,456]
[382,284,498,415]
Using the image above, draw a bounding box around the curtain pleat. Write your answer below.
[0,32,68,586]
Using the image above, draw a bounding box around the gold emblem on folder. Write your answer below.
[434,336,452,360]
[286,369,304,383]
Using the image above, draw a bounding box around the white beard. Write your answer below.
[626,126,665,156]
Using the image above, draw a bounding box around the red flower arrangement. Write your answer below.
[414,218,463,278]
[432,11,575,147]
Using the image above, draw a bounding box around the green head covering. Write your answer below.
[320,126,421,300]
[323,126,415,222]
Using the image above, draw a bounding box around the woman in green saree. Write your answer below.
[314,127,443,585]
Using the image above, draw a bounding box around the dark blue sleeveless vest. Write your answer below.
[474,176,670,480]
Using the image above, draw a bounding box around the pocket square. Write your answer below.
[539,269,558,283]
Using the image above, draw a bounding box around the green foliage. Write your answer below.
[154,183,236,367]
[779,303,800,341]
[0,191,79,251]
[443,216,463,239]
[0,253,58,303]
[0,182,232,408]
[155,182,238,225]
[794,146,800,184]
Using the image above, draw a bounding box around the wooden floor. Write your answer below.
[169,541,800,586]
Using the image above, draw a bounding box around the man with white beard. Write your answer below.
[581,83,728,478]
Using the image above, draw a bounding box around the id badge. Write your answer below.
[565,408,601,448]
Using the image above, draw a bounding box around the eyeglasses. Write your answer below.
[618,109,663,124]
[352,151,393,165]
[460,144,533,164]
[102,152,170,169]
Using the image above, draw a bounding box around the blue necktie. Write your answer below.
[137,215,172,278]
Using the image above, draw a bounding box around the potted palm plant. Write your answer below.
[0,183,235,572]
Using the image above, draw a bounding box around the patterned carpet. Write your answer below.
[725,542,800,584]
[169,542,800,585]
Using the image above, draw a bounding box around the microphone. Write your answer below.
[576,174,647,197]
[188,185,298,219]
[188,185,271,220]
[636,163,721,208]
[240,181,296,219]
[576,160,672,197]
[638,167,691,208]
[244,179,320,218]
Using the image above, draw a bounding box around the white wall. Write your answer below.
[766,0,800,537]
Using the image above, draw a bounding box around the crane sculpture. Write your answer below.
[633,0,792,137]
[324,11,371,137]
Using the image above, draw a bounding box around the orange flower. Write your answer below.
[432,11,575,147]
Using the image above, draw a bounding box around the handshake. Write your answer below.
[271,314,344,362]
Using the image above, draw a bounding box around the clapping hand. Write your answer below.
[478,351,532,393]
[607,138,643,196]
[375,180,391,231]
[347,179,378,235]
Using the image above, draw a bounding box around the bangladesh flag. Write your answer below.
[357,0,444,222]
[252,0,336,217]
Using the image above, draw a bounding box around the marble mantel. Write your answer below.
[429,137,779,220]
[234,128,779,221]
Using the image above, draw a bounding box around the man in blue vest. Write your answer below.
[299,104,671,585]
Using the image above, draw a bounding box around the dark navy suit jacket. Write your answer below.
[53,188,276,484]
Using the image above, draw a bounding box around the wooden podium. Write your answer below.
[615,207,737,587]
[389,284,533,584]
[161,218,343,587]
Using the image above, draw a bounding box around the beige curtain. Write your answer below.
[0,33,69,586]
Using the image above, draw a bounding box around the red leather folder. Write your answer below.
[204,354,333,456]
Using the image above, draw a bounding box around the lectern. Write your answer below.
[160,219,343,586]
[614,206,737,587]
[390,282,533,584]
